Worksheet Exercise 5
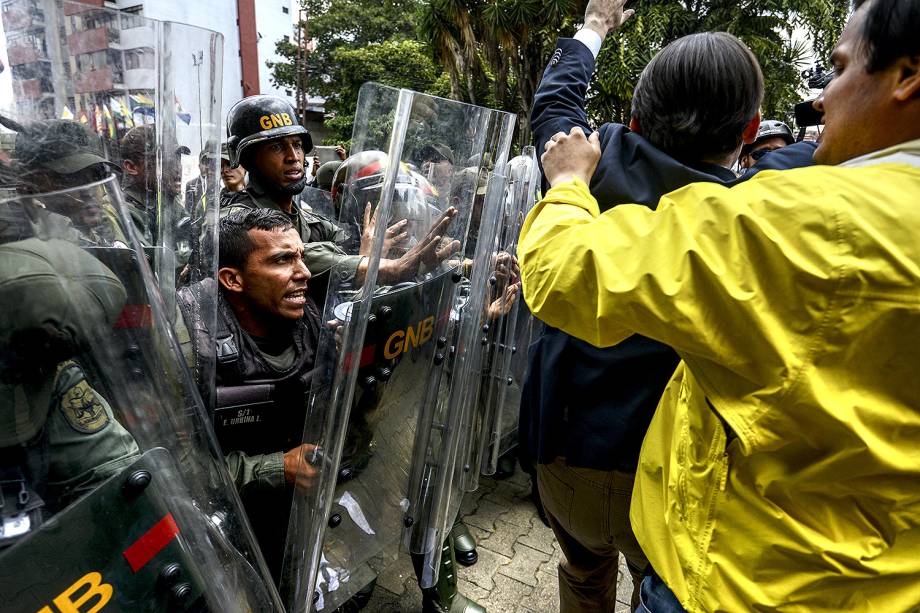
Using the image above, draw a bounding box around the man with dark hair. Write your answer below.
[184,141,217,216]
[179,207,322,580]
[628,31,763,166]
[119,125,189,246]
[520,0,920,610]
[523,2,779,610]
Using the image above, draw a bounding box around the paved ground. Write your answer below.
[365,467,633,612]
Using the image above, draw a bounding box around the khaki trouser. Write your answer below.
[537,458,649,612]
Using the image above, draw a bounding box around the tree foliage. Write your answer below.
[589,1,850,125]
[270,0,849,146]
[322,40,446,143]
[268,0,430,143]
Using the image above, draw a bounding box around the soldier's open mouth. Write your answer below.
[283,289,307,305]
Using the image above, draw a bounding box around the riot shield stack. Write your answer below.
[281,83,515,611]
[0,179,280,611]
[474,148,542,478]
[0,3,280,610]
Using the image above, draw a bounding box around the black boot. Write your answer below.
[331,579,376,612]
[450,519,478,567]
[414,536,486,613]
[494,451,517,480]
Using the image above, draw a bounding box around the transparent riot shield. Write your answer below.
[299,186,336,220]
[0,177,281,610]
[476,148,541,476]
[0,0,223,389]
[281,83,515,611]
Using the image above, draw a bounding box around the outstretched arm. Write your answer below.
[530,0,635,159]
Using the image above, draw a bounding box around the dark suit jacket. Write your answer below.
[521,37,816,472]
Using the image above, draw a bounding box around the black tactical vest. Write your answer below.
[177,279,320,457]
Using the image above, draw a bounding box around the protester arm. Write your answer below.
[530,38,598,160]
[519,175,835,373]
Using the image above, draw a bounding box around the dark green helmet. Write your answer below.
[315,160,341,191]
[226,95,313,169]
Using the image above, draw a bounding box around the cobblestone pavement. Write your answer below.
[365,467,633,612]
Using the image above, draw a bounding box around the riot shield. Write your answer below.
[0,176,281,610]
[299,186,336,220]
[281,83,515,611]
[476,148,541,476]
[0,0,223,388]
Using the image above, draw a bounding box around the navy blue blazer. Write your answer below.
[521,37,816,472]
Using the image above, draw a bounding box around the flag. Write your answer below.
[79,110,89,125]
[94,104,104,135]
[102,104,116,139]
[61,105,74,120]
[129,92,155,107]
[110,98,134,128]
[174,95,191,125]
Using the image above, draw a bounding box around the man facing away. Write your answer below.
[522,0,780,609]
[520,0,920,610]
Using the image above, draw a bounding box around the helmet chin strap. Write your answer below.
[253,170,307,199]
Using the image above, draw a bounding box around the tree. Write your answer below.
[588,1,850,125]
[418,0,585,145]
[322,40,447,144]
[269,0,437,144]
[416,0,849,143]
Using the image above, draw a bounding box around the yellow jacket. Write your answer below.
[519,140,920,612]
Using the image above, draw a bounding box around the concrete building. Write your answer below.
[0,0,303,124]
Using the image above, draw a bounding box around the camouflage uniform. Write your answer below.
[0,239,140,546]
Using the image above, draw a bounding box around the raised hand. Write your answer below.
[360,202,409,258]
[584,0,636,39]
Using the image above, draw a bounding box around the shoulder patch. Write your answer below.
[59,378,109,434]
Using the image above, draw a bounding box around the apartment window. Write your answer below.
[121,6,144,29]
[125,50,152,70]
[282,5,289,13]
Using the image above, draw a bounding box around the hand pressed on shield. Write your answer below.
[487,281,520,320]
[359,202,409,258]
[379,207,460,283]
[542,127,602,188]
[492,252,520,287]
[283,443,320,491]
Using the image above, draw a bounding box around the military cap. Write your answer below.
[198,139,224,164]
[14,119,120,176]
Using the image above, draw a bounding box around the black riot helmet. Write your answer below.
[226,95,313,169]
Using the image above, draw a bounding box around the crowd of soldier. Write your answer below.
[3,0,920,611]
